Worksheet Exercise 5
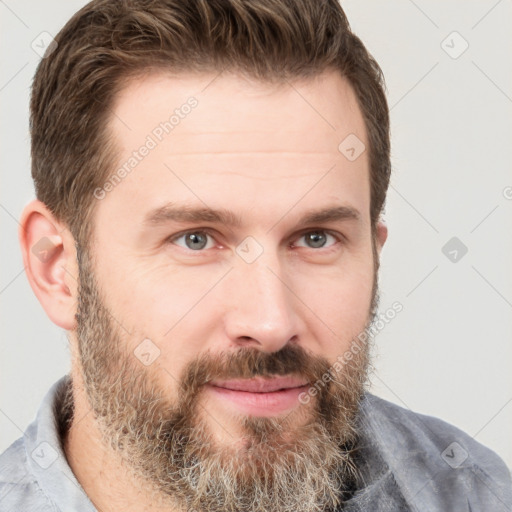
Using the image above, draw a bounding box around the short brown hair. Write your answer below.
[30,0,390,246]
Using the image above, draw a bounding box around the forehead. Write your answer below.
[97,69,370,232]
[109,69,367,156]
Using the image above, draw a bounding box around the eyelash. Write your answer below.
[167,228,345,254]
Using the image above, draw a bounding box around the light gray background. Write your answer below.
[1,0,511,471]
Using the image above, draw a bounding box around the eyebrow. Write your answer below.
[143,203,361,228]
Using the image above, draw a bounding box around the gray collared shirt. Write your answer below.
[1,375,511,511]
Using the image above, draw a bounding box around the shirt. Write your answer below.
[0,375,511,511]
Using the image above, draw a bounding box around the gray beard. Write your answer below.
[70,244,379,512]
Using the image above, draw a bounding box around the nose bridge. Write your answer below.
[224,249,298,351]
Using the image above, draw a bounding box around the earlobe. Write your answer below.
[19,200,78,330]
[376,219,388,255]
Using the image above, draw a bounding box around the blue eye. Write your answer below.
[295,231,339,249]
[172,231,215,251]
[169,229,341,253]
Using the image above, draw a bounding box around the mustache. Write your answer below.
[179,343,332,396]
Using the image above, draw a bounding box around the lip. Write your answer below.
[206,377,310,417]
[210,376,309,393]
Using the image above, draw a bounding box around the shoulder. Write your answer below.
[0,435,55,511]
[359,393,512,511]
[362,392,510,473]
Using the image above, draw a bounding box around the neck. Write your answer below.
[61,370,178,512]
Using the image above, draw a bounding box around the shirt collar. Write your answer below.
[24,374,97,511]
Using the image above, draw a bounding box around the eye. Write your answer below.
[171,230,216,251]
[294,230,340,249]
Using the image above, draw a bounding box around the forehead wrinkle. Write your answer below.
[165,151,338,156]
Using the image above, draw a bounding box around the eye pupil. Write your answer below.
[177,231,333,252]
[307,231,326,248]
[186,232,208,250]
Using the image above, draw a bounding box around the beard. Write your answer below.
[71,243,380,512]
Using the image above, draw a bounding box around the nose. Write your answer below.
[222,257,300,353]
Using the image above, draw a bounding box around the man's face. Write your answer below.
[73,70,383,511]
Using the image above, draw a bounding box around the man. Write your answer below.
[0,0,510,510]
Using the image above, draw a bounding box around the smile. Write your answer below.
[206,377,310,416]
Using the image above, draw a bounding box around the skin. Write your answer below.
[19,69,387,511]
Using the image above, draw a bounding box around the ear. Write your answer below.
[375,219,388,256]
[19,199,78,330]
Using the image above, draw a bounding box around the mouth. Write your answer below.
[210,376,309,393]
[206,376,311,416]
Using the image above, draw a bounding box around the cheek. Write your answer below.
[295,258,375,339]
[111,267,226,376]
[107,262,222,327]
